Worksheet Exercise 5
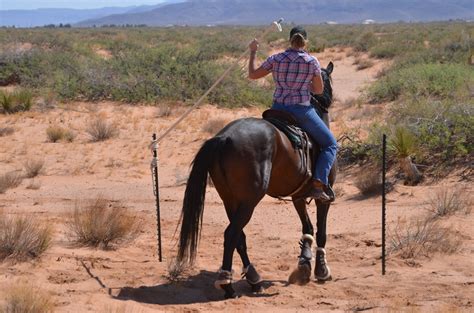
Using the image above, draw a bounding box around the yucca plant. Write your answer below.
[389,126,422,184]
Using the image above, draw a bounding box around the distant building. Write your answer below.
[362,19,376,24]
[325,21,338,25]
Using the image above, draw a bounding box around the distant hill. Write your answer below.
[76,0,474,26]
[0,0,185,27]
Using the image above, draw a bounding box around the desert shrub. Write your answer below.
[23,159,45,178]
[46,125,74,143]
[0,213,52,262]
[0,171,23,194]
[353,32,377,52]
[202,117,228,135]
[2,282,54,313]
[367,63,472,103]
[67,197,139,249]
[354,57,374,70]
[427,187,472,218]
[369,43,400,59]
[46,125,65,142]
[389,216,461,259]
[0,127,14,137]
[387,100,473,163]
[86,117,119,142]
[354,167,382,196]
[0,89,33,114]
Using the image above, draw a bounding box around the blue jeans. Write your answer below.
[272,103,337,185]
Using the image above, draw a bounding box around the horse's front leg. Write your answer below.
[288,198,315,285]
[315,201,331,281]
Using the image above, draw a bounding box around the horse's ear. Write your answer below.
[326,62,334,75]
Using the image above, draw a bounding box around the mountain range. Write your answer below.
[1,0,473,27]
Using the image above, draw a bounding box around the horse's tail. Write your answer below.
[177,136,229,265]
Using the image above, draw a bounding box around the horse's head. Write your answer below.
[311,61,334,112]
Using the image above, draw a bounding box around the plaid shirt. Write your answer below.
[262,48,321,105]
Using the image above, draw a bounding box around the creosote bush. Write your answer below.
[86,117,119,142]
[3,282,54,313]
[67,197,139,249]
[0,212,52,262]
[0,171,23,194]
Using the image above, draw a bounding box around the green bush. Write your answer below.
[367,63,473,103]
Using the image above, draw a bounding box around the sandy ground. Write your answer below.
[1,49,473,312]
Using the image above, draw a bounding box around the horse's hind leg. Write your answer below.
[237,231,263,293]
[216,202,258,299]
[288,198,315,285]
[315,202,331,281]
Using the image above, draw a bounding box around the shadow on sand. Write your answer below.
[112,270,284,305]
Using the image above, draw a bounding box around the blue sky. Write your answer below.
[0,0,167,10]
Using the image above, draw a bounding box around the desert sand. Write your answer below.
[1,48,473,312]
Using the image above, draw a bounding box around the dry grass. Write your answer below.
[389,216,461,259]
[0,212,52,262]
[67,197,139,249]
[354,167,382,196]
[46,125,65,142]
[46,125,75,143]
[202,117,227,135]
[2,282,54,313]
[86,117,119,142]
[0,126,14,137]
[0,171,23,194]
[155,105,172,118]
[23,158,45,178]
[427,187,472,218]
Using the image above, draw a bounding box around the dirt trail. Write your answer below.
[0,50,473,312]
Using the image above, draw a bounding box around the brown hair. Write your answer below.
[290,33,306,49]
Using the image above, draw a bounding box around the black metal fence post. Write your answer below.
[382,134,387,275]
[152,133,163,262]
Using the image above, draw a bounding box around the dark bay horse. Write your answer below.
[177,62,336,299]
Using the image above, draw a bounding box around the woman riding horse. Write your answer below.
[177,26,337,299]
[248,26,338,201]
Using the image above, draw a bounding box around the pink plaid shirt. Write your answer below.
[262,48,321,105]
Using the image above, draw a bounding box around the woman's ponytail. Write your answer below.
[290,33,306,49]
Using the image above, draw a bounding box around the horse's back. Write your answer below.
[209,117,308,201]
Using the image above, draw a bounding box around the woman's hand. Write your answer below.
[249,38,259,52]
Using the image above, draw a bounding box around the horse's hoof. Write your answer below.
[221,283,239,299]
[315,248,331,281]
[250,282,264,293]
[288,262,311,285]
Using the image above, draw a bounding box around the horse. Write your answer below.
[177,62,336,299]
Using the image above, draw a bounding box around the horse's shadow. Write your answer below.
[113,270,283,305]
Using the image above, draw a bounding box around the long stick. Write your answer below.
[155,18,283,144]
[382,133,387,275]
[151,133,162,262]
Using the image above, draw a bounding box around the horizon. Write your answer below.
[0,0,168,10]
